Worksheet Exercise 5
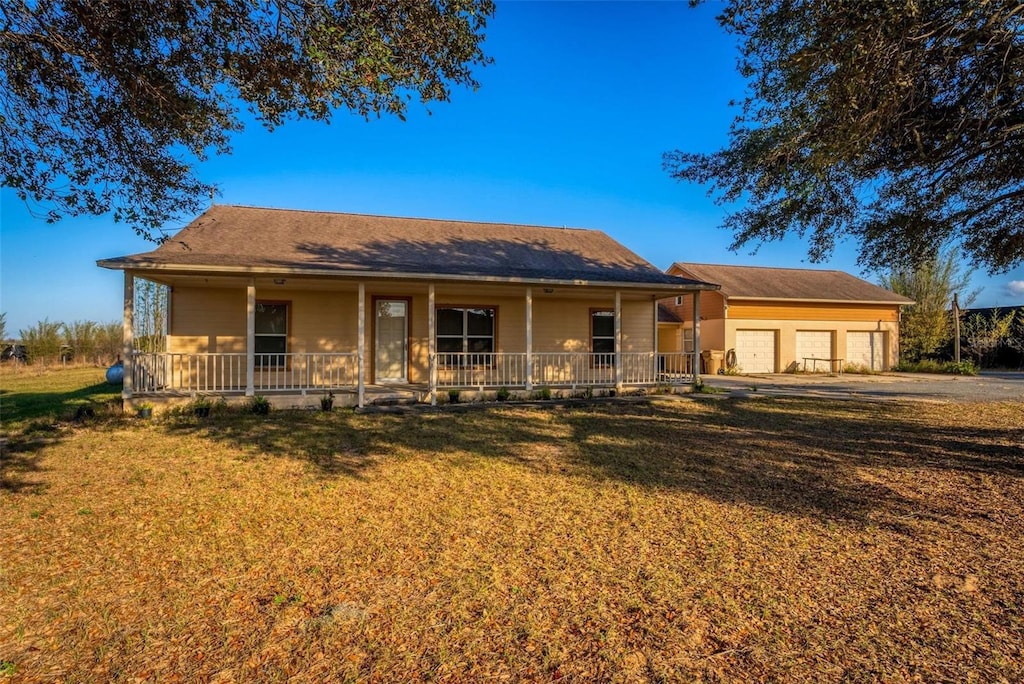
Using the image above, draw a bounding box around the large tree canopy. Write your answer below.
[665,1,1024,274]
[1,0,493,237]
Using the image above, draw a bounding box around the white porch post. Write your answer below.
[357,282,365,408]
[692,290,702,387]
[428,283,437,405]
[245,281,255,396]
[122,272,134,399]
[525,287,534,391]
[614,290,623,391]
[652,297,659,382]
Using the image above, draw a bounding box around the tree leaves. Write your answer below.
[667,1,1024,274]
[0,0,494,239]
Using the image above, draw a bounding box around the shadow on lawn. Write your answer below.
[161,405,567,480]
[562,398,1023,526]
[2,379,122,492]
[1,431,54,493]
[0,382,121,425]
[158,397,1023,525]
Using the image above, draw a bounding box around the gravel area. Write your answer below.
[702,370,1024,403]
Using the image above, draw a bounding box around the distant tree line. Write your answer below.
[5,319,123,367]
[958,308,1023,370]
[2,280,168,367]
[878,252,1022,370]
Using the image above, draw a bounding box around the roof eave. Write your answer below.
[97,259,721,292]
[725,295,914,305]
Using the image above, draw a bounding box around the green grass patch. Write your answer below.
[894,359,979,375]
[0,366,121,427]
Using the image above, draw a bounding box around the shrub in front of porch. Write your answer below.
[248,395,271,415]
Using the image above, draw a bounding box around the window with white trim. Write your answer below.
[683,328,694,353]
[255,302,288,367]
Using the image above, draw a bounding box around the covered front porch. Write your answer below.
[120,272,706,407]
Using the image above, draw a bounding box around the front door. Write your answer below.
[375,299,408,383]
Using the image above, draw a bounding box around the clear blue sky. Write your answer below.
[2,1,1022,334]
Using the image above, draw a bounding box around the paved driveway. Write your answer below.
[701,371,1024,403]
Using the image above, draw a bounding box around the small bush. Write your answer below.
[448,389,460,404]
[895,359,945,373]
[190,397,213,418]
[536,387,552,401]
[943,360,979,376]
[496,387,511,402]
[248,395,271,415]
[320,391,335,411]
[842,363,876,375]
[895,359,978,375]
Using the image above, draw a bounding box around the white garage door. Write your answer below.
[847,331,886,371]
[796,331,833,370]
[735,330,776,373]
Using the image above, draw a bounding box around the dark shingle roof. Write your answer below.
[99,205,712,289]
[669,263,913,304]
[657,303,683,323]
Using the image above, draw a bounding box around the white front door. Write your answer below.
[375,299,408,383]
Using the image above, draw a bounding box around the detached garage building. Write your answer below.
[659,263,913,373]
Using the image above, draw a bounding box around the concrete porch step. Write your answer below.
[369,395,420,407]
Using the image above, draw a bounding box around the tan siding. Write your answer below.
[281,289,356,353]
[697,319,726,353]
[168,287,246,353]
[533,297,653,353]
[408,294,427,384]
[621,299,654,351]
[658,324,681,353]
[727,300,901,322]
[168,284,658,378]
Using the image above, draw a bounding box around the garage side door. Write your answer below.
[847,331,886,371]
[795,331,833,369]
[735,330,776,373]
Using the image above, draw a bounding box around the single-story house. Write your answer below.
[658,263,913,373]
[98,205,717,407]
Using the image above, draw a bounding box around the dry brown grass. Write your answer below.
[2,390,1023,682]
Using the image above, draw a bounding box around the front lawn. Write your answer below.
[1,373,1022,681]
[0,365,121,424]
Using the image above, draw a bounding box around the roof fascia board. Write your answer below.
[726,296,913,305]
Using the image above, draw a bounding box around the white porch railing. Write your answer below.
[435,353,529,388]
[131,352,358,394]
[659,351,696,382]
[130,351,695,395]
[254,353,358,392]
[435,352,696,389]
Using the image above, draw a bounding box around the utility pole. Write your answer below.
[952,293,961,364]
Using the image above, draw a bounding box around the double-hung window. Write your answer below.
[437,307,495,364]
[591,309,615,365]
[255,302,288,367]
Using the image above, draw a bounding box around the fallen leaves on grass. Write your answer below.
[0,395,1022,681]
